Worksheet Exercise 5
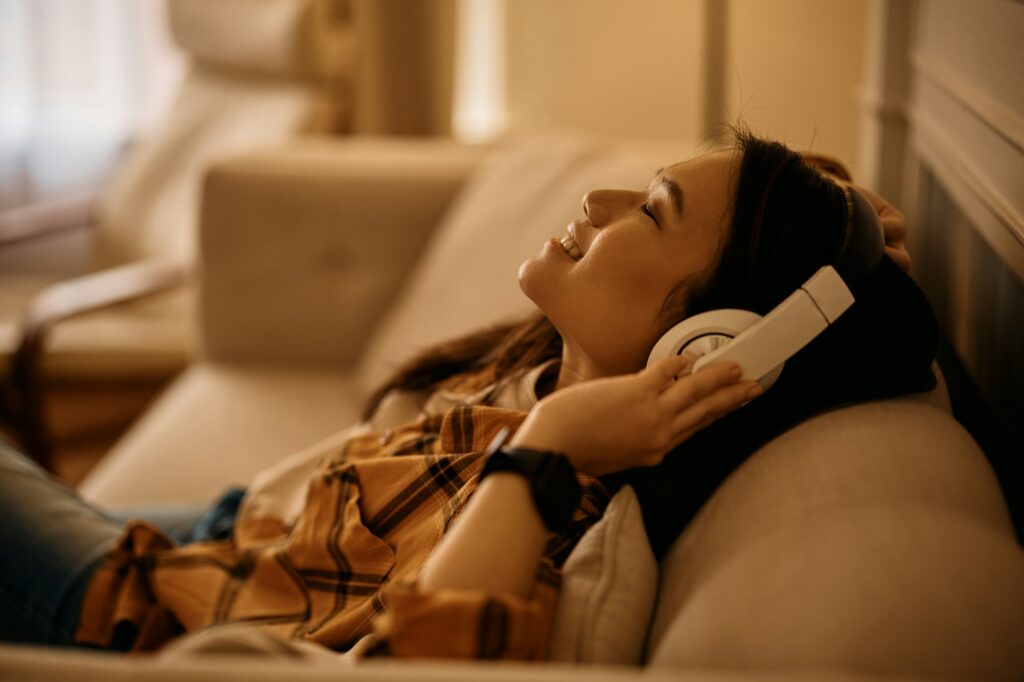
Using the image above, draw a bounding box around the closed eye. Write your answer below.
[641,203,660,228]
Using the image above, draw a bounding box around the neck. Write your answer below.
[554,342,608,392]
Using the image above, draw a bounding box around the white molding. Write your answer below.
[910,49,1024,154]
[858,0,914,198]
[858,91,908,122]
[909,108,1024,282]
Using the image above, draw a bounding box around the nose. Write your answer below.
[582,188,636,227]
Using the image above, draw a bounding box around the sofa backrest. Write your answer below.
[646,392,1024,676]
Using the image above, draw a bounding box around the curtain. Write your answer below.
[0,0,182,211]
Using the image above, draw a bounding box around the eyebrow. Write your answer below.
[660,176,684,220]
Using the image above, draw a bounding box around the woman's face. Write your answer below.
[519,152,738,379]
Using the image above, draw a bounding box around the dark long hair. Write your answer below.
[609,131,938,557]
[362,130,937,556]
[361,312,562,421]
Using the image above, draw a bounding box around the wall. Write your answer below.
[502,0,707,142]
[725,0,868,175]
[895,0,1024,453]
[466,0,869,173]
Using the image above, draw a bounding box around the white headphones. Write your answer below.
[647,186,885,392]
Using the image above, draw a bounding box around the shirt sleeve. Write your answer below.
[371,564,561,660]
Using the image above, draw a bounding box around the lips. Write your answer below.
[559,222,584,261]
[560,234,582,260]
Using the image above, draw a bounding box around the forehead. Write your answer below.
[660,151,738,235]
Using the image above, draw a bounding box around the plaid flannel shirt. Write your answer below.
[74,369,610,659]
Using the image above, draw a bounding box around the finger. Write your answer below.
[660,361,742,411]
[857,187,908,234]
[880,213,907,238]
[640,353,692,391]
[679,351,700,374]
[885,245,912,273]
[671,379,762,441]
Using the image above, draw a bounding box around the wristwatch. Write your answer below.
[478,427,582,533]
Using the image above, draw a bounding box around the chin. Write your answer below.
[517,254,547,302]
[516,258,533,289]
[518,242,574,324]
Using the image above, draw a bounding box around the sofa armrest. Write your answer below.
[198,137,489,367]
[5,260,185,469]
[0,191,97,247]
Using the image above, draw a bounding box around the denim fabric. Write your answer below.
[0,440,242,647]
[0,440,123,646]
[105,487,245,546]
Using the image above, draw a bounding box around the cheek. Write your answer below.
[561,249,670,360]
[579,248,667,318]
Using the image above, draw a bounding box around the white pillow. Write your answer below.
[548,485,658,665]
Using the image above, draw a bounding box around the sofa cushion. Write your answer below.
[649,505,1024,678]
[647,395,1022,675]
[548,486,657,665]
[78,363,363,507]
[356,136,696,394]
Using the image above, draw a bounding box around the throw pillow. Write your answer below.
[548,485,658,665]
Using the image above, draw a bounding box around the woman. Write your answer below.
[0,131,935,658]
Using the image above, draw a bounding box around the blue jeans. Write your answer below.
[0,439,243,648]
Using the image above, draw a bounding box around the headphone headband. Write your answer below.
[834,185,885,287]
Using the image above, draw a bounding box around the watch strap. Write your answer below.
[479,433,581,533]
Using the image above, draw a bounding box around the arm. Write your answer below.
[418,356,758,598]
[418,473,546,598]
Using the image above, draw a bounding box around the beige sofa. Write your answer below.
[5,136,1022,680]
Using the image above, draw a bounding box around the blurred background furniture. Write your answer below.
[0,0,455,472]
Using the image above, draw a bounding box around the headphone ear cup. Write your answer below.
[647,309,763,368]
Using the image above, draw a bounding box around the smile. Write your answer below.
[559,234,582,260]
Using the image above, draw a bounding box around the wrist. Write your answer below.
[479,434,582,533]
[511,408,583,471]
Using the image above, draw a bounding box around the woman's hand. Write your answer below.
[851,184,912,273]
[510,355,762,477]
